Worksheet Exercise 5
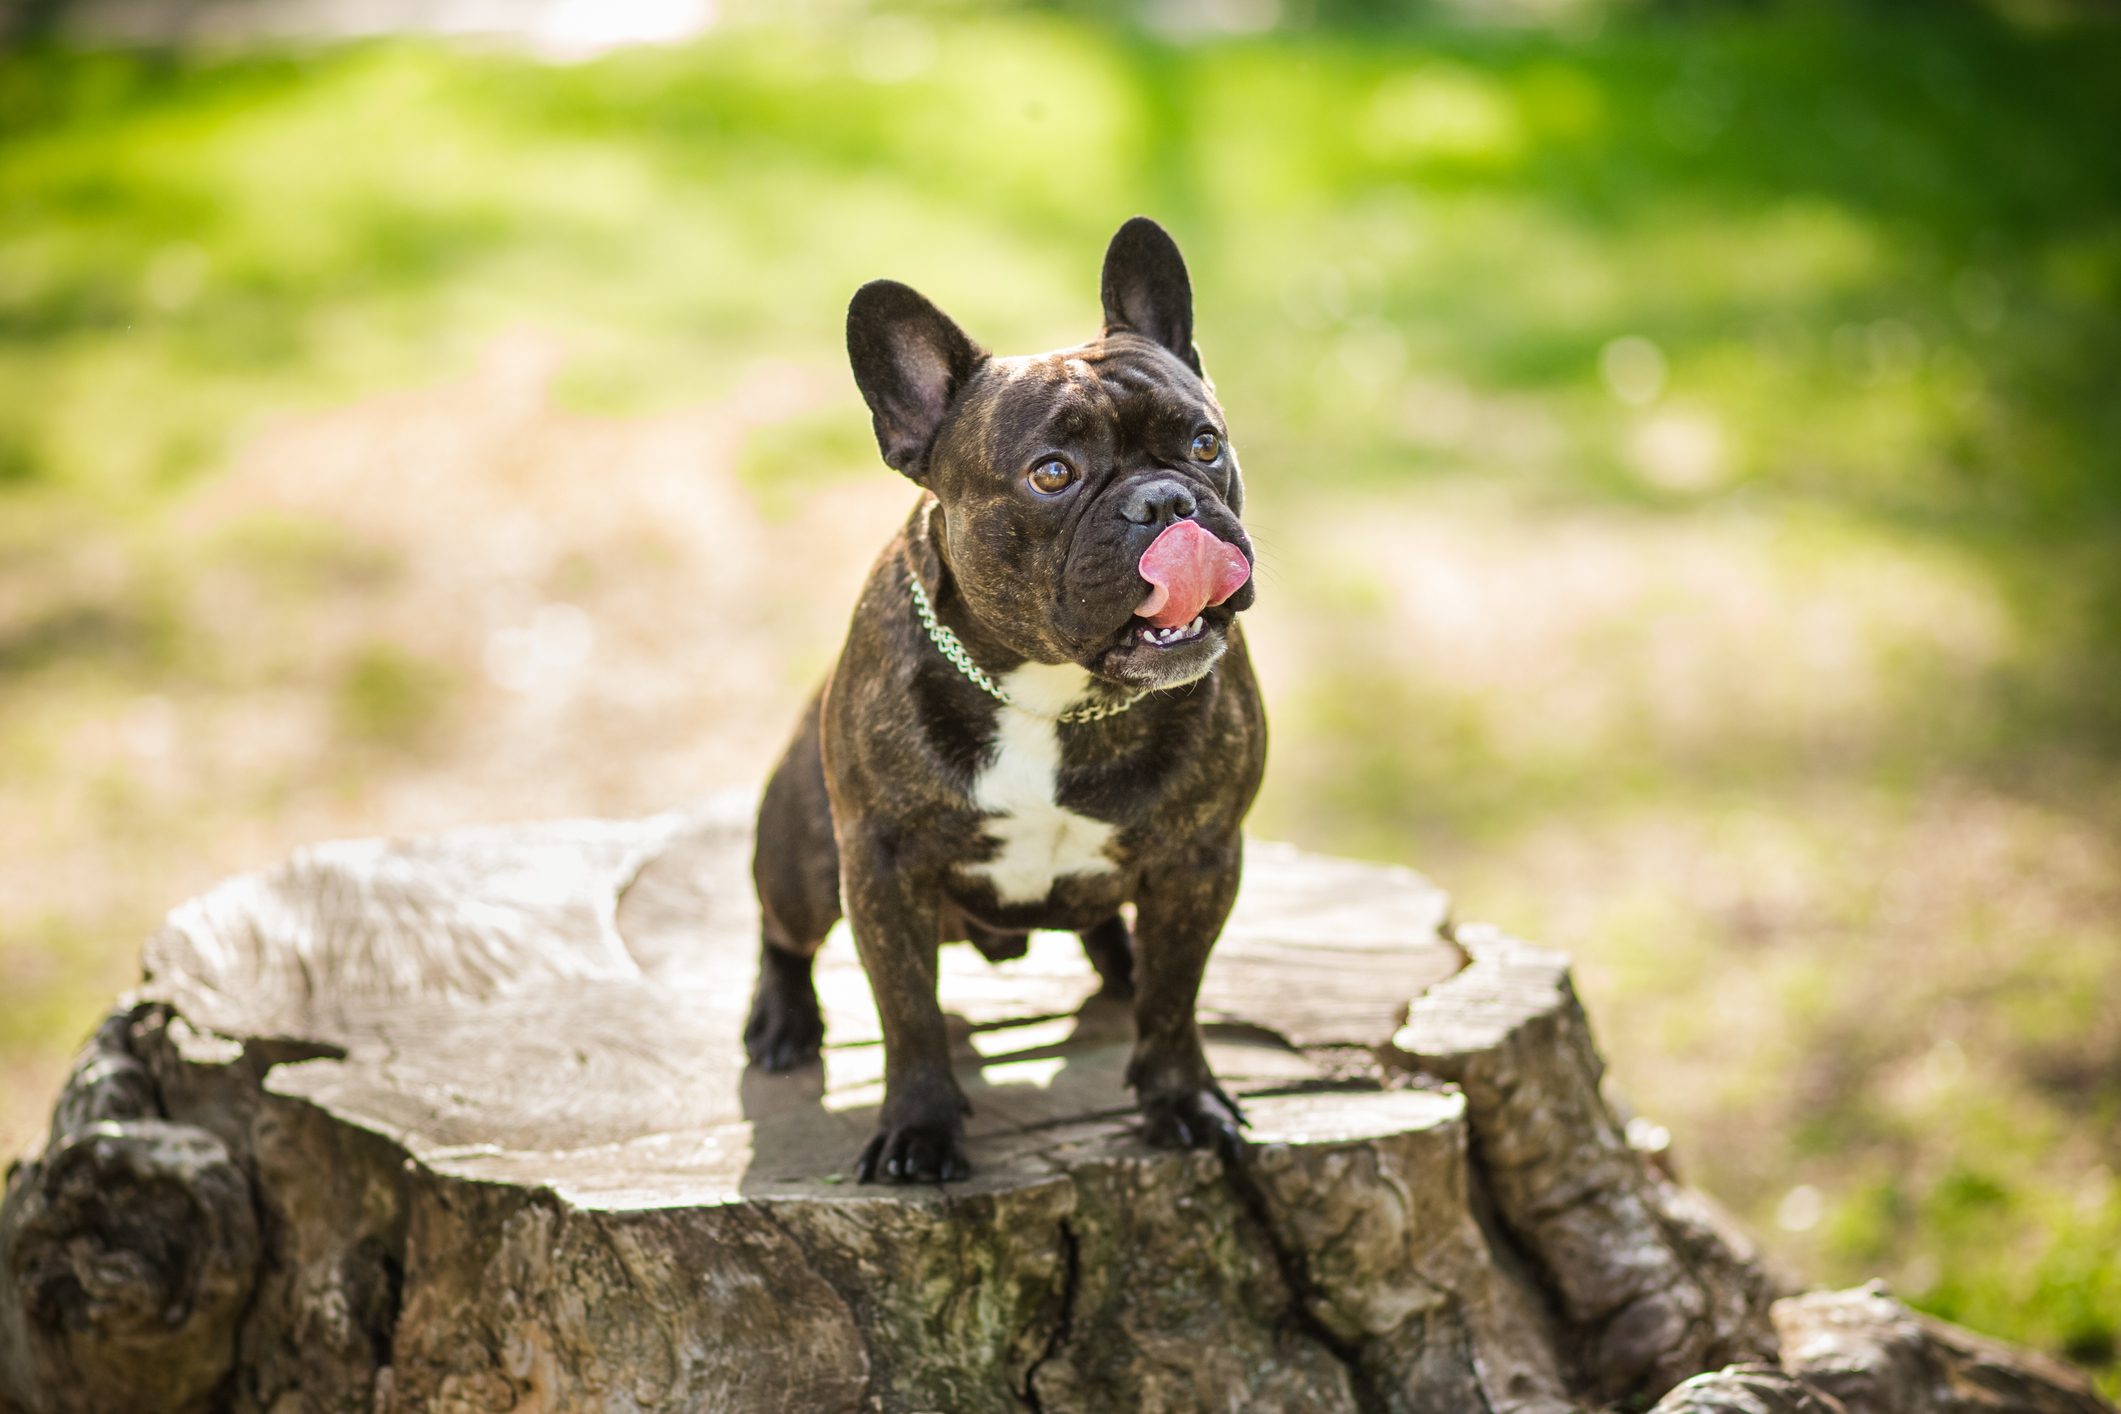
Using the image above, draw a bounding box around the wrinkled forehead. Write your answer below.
[961,337,1215,459]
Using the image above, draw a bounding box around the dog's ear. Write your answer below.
[847,280,986,480]
[1100,216,1201,376]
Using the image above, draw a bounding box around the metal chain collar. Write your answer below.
[905,566,1148,724]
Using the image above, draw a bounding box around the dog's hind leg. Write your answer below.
[747,691,838,1071]
[1079,913,1135,999]
[962,918,1031,962]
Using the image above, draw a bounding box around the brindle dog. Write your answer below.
[746,217,1264,1184]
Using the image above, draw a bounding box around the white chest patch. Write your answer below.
[963,663,1120,906]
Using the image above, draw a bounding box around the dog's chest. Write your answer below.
[961,664,1119,906]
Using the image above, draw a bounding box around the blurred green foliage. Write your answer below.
[2,0,2118,1390]
[336,640,453,749]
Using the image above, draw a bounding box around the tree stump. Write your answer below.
[2,798,2111,1414]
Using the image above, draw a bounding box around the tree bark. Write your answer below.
[1,798,2110,1414]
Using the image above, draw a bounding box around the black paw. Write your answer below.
[855,1118,971,1184]
[744,950,823,1072]
[1141,1083,1247,1158]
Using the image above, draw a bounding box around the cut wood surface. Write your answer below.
[2,797,2111,1414]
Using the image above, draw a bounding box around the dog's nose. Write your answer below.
[1120,477,1197,527]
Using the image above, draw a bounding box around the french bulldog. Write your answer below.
[746,217,1264,1184]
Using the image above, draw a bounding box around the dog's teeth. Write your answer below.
[1139,618,1213,648]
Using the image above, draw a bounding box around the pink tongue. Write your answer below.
[1134,520,1252,629]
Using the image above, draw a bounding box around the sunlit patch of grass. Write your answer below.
[0,541,192,687]
[1819,1156,2121,1376]
[1257,497,2018,843]
[335,641,454,751]
[0,910,140,1141]
[733,405,876,522]
[4,10,2117,531]
[212,511,403,596]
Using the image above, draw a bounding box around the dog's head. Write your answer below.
[847,217,1254,691]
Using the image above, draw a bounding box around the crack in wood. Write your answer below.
[1214,1146,1393,1414]
[1018,1218,1079,1414]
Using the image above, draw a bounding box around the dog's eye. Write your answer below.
[1027,459,1076,495]
[1190,431,1221,462]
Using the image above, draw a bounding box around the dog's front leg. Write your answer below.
[842,824,970,1183]
[1126,833,1246,1156]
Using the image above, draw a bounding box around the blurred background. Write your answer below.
[3,0,2118,1389]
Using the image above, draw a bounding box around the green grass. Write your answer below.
[336,641,454,750]
[2,2,2119,1392]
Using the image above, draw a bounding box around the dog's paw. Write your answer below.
[855,1118,971,1184]
[1140,1084,1247,1158]
[743,972,823,1073]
